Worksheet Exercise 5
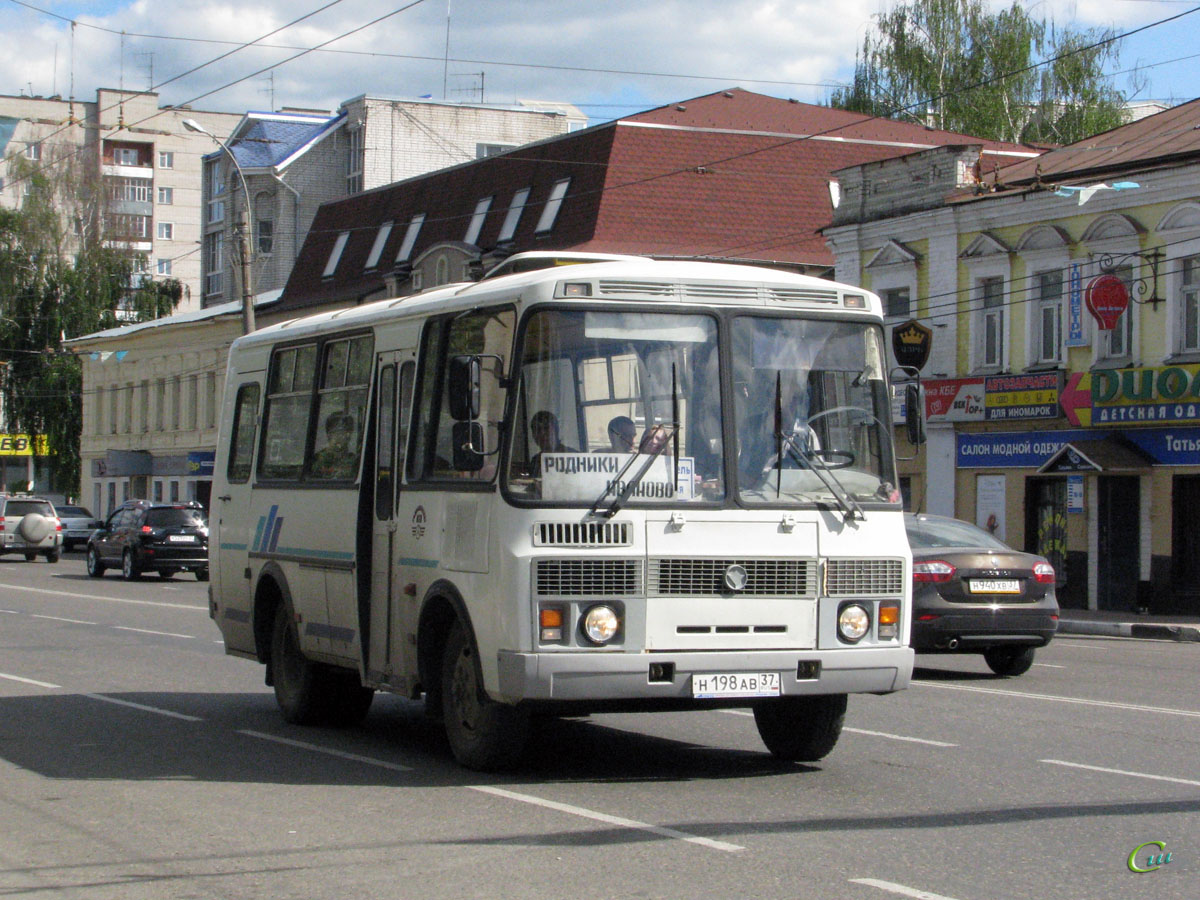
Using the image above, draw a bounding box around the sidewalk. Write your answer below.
[1056,608,1200,642]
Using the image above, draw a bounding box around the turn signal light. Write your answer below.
[539,606,564,642]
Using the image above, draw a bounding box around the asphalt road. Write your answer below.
[1,552,1197,900]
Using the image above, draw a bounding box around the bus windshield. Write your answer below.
[732,316,896,506]
[507,308,724,503]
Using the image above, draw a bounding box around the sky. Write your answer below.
[0,0,1196,125]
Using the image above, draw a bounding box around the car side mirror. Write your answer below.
[448,355,481,421]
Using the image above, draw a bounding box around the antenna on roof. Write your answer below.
[442,0,451,101]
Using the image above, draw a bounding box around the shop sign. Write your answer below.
[1091,364,1200,425]
[1085,274,1130,330]
[892,319,932,371]
[1066,262,1088,347]
[1067,475,1084,513]
[925,378,985,422]
[0,433,50,456]
[187,451,215,476]
[984,372,1062,421]
[956,425,1200,467]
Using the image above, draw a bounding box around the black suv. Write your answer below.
[86,500,209,581]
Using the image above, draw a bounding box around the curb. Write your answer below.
[1057,620,1200,642]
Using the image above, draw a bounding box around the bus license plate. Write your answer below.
[692,672,781,699]
[968,579,1019,594]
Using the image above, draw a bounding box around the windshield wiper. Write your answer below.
[589,364,681,519]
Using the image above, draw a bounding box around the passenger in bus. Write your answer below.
[530,410,576,475]
[312,412,357,479]
[639,424,671,454]
[606,416,637,453]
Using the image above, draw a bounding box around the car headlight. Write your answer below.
[582,605,620,644]
[837,603,871,643]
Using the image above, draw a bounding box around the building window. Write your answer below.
[476,142,515,158]
[109,213,150,239]
[464,197,492,245]
[434,257,450,287]
[1182,256,1200,353]
[347,127,364,194]
[1103,264,1134,359]
[157,222,173,240]
[158,150,174,168]
[157,258,172,276]
[395,214,425,263]
[1034,269,1063,364]
[324,231,350,277]
[114,147,140,166]
[257,219,273,254]
[535,178,571,234]
[205,232,223,297]
[109,178,151,203]
[364,221,393,270]
[498,188,530,242]
[25,142,40,160]
[157,186,173,205]
[977,276,1005,369]
[882,287,910,319]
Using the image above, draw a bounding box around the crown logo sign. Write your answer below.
[897,325,927,344]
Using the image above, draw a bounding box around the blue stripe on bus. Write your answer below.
[259,505,279,552]
[398,557,440,568]
[268,517,284,552]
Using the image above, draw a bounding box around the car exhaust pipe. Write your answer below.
[946,638,959,650]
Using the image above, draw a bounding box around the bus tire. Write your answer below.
[753,694,846,762]
[441,620,528,771]
[324,671,375,726]
[270,605,329,726]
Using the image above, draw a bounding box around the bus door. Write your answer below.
[213,380,262,646]
[367,352,416,688]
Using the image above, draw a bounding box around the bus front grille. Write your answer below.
[533,521,632,547]
[825,558,904,596]
[648,558,816,597]
[534,558,643,597]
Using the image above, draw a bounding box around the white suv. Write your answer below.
[0,496,63,563]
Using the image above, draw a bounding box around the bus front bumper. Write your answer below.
[496,646,914,704]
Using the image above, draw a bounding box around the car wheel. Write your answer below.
[45,549,60,564]
[158,569,177,580]
[196,568,210,582]
[86,546,106,577]
[270,604,330,725]
[441,619,528,771]
[753,694,847,762]
[24,553,37,562]
[122,549,141,581]
[984,646,1035,677]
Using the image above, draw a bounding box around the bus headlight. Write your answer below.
[582,605,620,645]
[837,603,870,643]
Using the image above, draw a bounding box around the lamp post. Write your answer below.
[182,118,255,334]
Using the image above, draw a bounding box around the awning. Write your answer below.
[1037,437,1156,473]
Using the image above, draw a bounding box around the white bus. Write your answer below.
[209,255,920,770]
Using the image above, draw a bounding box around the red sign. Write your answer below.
[1085,274,1130,330]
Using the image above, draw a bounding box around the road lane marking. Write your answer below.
[851,877,966,900]
[913,680,1200,718]
[0,609,19,614]
[469,785,745,853]
[32,614,99,625]
[0,582,206,611]
[237,730,413,771]
[83,693,203,722]
[113,626,195,639]
[718,709,955,747]
[1032,663,1065,668]
[843,727,957,747]
[0,671,61,689]
[1041,759,1200,788]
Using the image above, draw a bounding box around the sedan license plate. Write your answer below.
[692,671,780,699]
[969,578,1020,594]
[168,534,196,543]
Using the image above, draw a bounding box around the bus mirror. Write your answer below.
[448,355,481,421]
[452,421,486,471]
[905,383,926,445]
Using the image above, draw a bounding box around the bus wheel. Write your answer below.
[753,694,847,762]
[324,672,374,726]
[441,620,528,771]
[270,605,328,725]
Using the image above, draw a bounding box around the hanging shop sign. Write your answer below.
[924,373,1061,423]
[1066,262,1088,347]
[892,319,932,371]
[1084,274,1130,330]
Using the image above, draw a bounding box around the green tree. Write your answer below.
[830,0,1129,145]
[0,147,182,496]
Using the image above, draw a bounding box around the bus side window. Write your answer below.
[260,344,316,480]
[227,383,261,483]
[375,365,396,520]
[310,334,372,481]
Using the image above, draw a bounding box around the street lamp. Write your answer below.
[182,117,256,334]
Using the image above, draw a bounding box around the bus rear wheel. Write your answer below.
[753,694,847,762]
[441,620,528,771]
[270,605,329,725]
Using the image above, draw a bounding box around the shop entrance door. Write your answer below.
[1097,476,1139,611]
[1172,475,1200,613]
[1026,477,1068,599]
